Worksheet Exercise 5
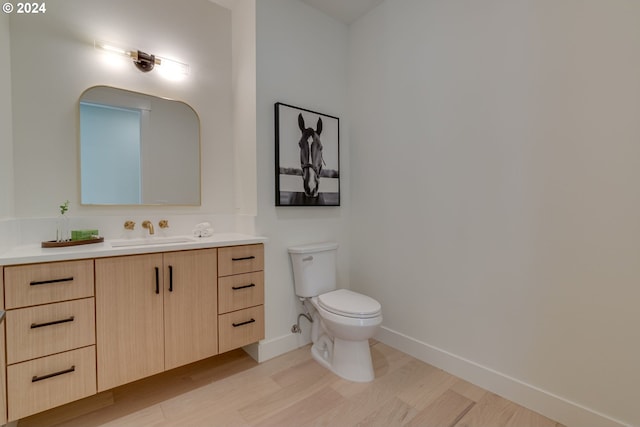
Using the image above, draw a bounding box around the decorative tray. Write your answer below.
[41,237,104,248]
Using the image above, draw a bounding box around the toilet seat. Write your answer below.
[318,289,381,319]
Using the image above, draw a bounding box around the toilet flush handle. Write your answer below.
[302,256,313,262]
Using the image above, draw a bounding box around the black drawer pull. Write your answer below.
[168,265,173,292]
[32,365,75,382]
[232,256,255,261]
[31,316,75,329]
[155,267,160,294]
[30,277,74,286]
[232,283,256,291]
[232,318,256,327]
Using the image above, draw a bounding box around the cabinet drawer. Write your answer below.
[218,244,264,277]
[4,260,94,309]
[7,346,97,421]
[6,298,96,365]
[218,272,264,314]
[218,305,264,353]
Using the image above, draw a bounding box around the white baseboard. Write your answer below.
[375,326,629,427]
[249,332,312,363]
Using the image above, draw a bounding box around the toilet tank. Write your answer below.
[288,242,338,297]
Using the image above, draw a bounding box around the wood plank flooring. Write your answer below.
[18,342,564,427]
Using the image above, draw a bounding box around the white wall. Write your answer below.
[0,13,13,220]
[9,0,232,220]
[254,0,351,357]
[0,12,17,253]
[232,0,257,219]
[349,0,640,425]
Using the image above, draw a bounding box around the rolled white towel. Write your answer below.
[192,222,214,238]
[200,228,214,237]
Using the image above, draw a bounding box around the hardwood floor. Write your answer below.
[18,342,564,427]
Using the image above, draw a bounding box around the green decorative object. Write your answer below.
[71,229,99,241]
[59,200,70,215]
[56,200,71,242]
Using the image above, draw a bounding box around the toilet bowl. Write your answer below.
[313,289,382,340]
[308,290,382,382]
[289,242,383,382]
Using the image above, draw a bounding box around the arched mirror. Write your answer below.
[79,86,201,205]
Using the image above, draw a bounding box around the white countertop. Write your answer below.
[0,233,267,266]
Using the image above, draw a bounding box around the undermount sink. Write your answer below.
[109,236,196,248]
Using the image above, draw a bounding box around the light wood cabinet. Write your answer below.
[163,249,218,370]
[6,298,95,364]
[3,259,96,421]
[1,241,264,422]
[217,245,265,353]
[7,346,96,421]
[218,244,264,277]
[218,271,264,314]
[219,305,265,353]
[4,259,94,309]
[95,253,165,392]
[95,249,218,391]
[0,273,7,425]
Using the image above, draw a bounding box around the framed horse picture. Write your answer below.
[275,102,340,206]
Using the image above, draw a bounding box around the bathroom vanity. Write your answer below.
[0,234,265,422]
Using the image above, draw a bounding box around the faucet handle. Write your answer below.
[124,220,135,230]
[159,219,169,229]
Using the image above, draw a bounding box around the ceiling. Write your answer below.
[299,0,384,24]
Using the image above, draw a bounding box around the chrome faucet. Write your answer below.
[142,220,155,235]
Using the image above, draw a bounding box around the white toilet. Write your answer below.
[289,242,382,382]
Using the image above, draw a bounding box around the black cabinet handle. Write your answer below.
[30,277,74,286]
[232,283,256,291]
[232,256,255,262]
[232,318,256,327]
[32,365,75,382]
[168,265,173,292]
[155,267,160,294]
[31,316,75,329]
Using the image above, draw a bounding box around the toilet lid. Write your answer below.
[318,289,381,319]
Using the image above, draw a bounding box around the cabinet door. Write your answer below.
[95,254,164,392]
[163,249,218,370]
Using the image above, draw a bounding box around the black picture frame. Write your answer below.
[275,102,340,206]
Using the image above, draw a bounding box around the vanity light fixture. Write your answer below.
[94,40,189,76]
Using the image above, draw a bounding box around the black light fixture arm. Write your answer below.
[132,50,158,72]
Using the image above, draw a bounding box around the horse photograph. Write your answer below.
[275,103,340,206]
